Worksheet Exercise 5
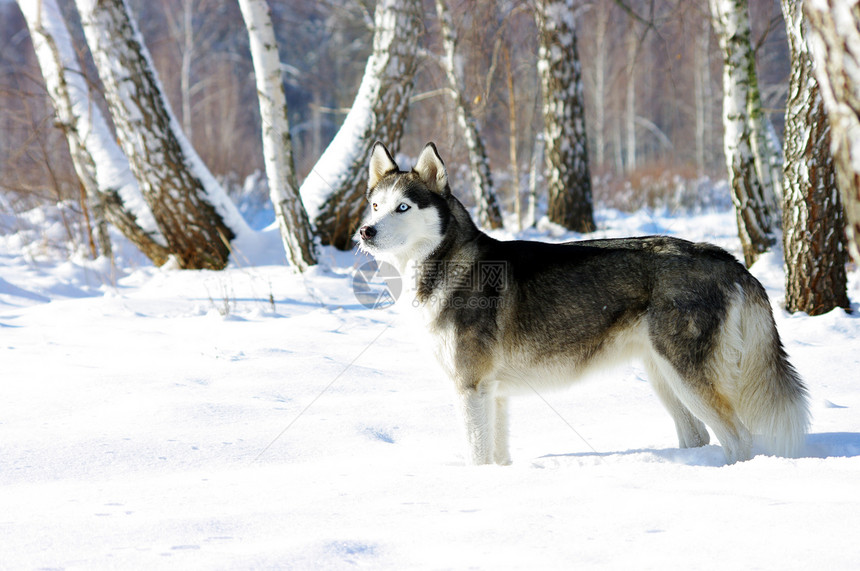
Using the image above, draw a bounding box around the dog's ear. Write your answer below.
[413,142,450,197]
[368,141,399,194]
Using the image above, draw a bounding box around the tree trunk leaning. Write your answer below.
[19,0,170,265]
[434,0,503,230]
[301,0,422,250]
[76,0,244,270]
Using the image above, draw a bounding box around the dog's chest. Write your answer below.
[428,320,460,379]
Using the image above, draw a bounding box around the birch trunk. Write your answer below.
[804,0,860,265]
[782,0,849,315]
[535,0,596,233]
[300,0,422,250]
[76,0,249,270]
[526,134,544,228]
[19,0,169,265]
[179,0,193,140]
[506,46,521,231]
[434,0,503,229]
[709,0,778,267]
[592,5,609,169]
[694,15,712,174]
[625,24,637,172]
[613,113,624,174]
[238,0,317,272]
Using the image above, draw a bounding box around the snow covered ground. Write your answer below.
[2,203,859,569]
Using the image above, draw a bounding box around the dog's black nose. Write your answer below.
[359,225,377,240]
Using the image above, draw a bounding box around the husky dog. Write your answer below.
[358,141,809,465]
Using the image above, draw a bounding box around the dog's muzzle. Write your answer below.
[359,225,377,241]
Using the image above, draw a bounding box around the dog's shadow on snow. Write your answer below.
[537,432,860,467]
[538,445,729,467]
[804,432,860,459]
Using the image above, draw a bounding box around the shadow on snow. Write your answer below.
[537,432,860,467]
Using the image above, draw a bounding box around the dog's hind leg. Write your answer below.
[456,384,495,465]
[644,358,710,449]
[493,396,512,465]
[649,353,752,463]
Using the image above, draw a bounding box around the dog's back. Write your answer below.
[430,232,809,463]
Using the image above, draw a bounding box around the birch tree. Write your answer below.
[434,0,503,230]
[300,0,422,250]
[161,0,196,139]
[75,0,250,270]
[781,0,849,315]
[525,134,544,228]
[238,0,317,272]
[804,0,860,265]
[709,0,780,267]
[694,14,713,174]
[535,0,596,233]
[590,3,610,170]
[624,21,637,172]
[19,0,169,265]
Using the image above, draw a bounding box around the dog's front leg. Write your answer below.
[493,396,511,465]
[457,385,495,465]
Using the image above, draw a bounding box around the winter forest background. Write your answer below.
[6,0,859,313]
[5,0,860,314]
[5,0,755,202]
[0,0,803,247]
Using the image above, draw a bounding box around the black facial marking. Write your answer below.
[403,183,435,209]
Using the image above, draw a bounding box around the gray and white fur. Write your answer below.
[358,141,809,465]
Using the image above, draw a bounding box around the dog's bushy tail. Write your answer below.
[733,283,810,457]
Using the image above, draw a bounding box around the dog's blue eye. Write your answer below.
[397,203,410,212]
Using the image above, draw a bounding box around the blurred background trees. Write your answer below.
[1,0,792,227]
[5,0,855,311]
[3,0,854,308]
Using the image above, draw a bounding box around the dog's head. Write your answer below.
[357,142,451,263]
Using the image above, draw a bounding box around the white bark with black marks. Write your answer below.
[709,0,780,267]
[76,0,250,270]
[804,0,860,265]
[781,0,849,315]
[20,0,169,265]
[535,0,595,233]
[300,0,422,250]
[434,0,503,230]
[238,0,317,272]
